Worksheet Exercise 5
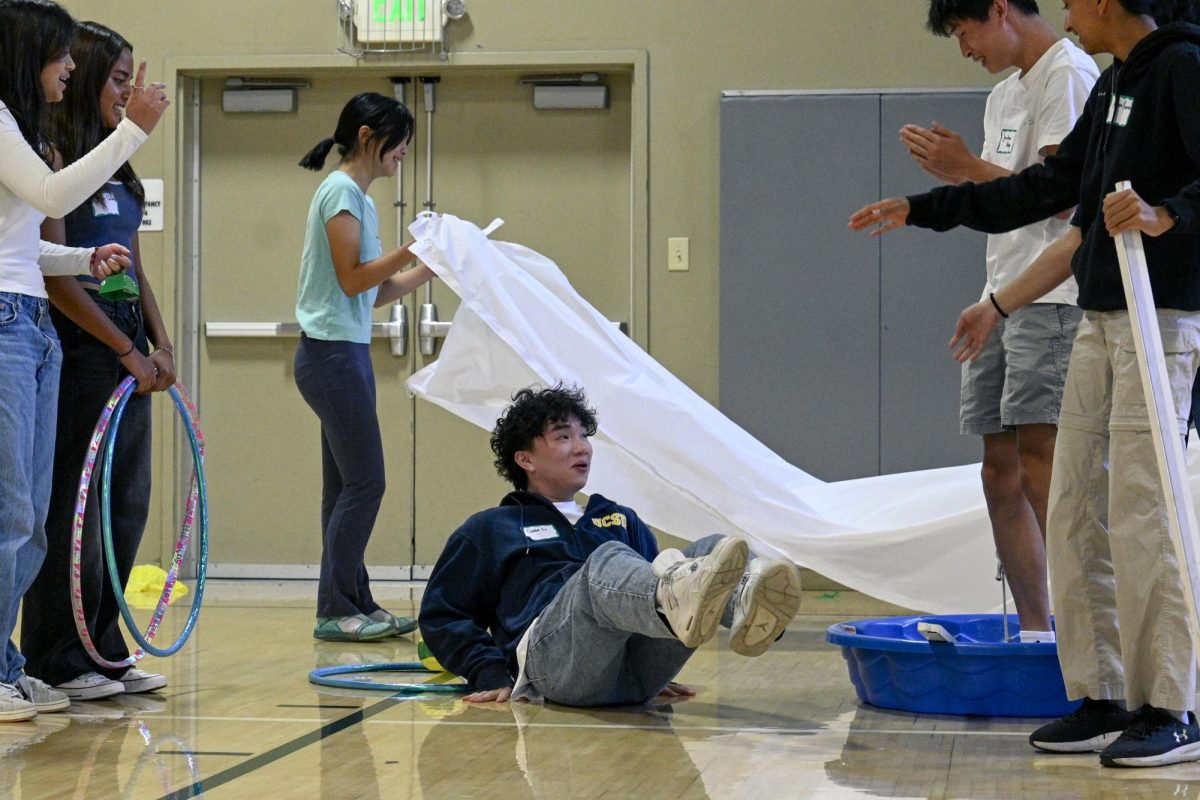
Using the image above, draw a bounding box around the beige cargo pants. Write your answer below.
[1048,309,1200,712]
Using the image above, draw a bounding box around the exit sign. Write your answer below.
[354,0,444,43]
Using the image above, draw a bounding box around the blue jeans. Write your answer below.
[524,535,729,707]
[294,335,385,619]
[0,293,62,683]
[21,299,150,684]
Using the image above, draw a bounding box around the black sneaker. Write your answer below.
[1099,706,1200,768]
[1029,698,1135,752]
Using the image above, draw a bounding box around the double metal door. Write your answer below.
[191,69,634,575]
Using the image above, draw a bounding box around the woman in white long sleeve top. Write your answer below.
[0,0,167,722]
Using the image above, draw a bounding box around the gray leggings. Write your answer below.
[523,534,729,707]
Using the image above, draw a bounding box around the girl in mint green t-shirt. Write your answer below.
[294,92,434,642]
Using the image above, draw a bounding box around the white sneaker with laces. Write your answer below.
[728,557,803,657]
[55,671,124,700]
[16,675,69,713]
[0,682,36,722]
[118,668,167,694]
[653,537,749,648]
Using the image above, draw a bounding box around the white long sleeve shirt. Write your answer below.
[0,101,147,297]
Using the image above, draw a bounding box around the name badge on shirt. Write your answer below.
[91,191,119,217]
[523,525,559,541]
[1106,95,1133,127]
[996,129,1017,155]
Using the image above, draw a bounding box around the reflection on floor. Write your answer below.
[6,581,1200,799]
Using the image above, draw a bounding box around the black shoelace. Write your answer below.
[1121,707,1180,741]
[1067,698,1120,722]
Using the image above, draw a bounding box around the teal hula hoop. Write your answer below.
[309,662,469,694]
[101,379,208,657]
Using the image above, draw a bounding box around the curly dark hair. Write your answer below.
[491,384,598,491]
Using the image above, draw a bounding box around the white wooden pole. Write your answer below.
[1111,180,1200,664]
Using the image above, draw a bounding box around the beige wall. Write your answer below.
[69,0,1070,392]
[63,0,1076,560]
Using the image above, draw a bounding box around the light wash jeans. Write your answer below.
[0,293,62,683]
[22,299,150,685]
[523,535,730,707]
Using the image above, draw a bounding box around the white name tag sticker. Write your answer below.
[996,128,1017,155]
[523,525,559,541]
[1107,95,1134,127]
[1115,96,1133,126]
[92,191,119,217]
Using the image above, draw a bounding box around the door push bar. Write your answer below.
[205,303,409,356]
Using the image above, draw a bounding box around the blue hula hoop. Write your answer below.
[101,379,209,657]
[308,662,470,694]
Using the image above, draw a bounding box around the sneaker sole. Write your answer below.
[1102,740,1200,767]
[121,676,168,694]
[313,627,394,642]
[57,682,125,701]
[1030,731,1123,753]
[729,560,802,657]
[675,538,749,649]
[32,697,70,713]
[0,706,36,722]
[390,618,419,637]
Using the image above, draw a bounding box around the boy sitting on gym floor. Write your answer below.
[419,384,802,706]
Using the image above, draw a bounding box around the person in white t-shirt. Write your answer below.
[897,0,1098,640]
[0,0,167,722]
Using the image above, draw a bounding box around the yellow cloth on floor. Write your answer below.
[124,564,189,610]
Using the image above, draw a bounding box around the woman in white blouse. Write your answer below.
[0,0,167,722]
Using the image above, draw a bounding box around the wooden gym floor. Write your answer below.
[6,581,1200,799]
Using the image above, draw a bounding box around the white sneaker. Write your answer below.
[118,668,167,694]
[54,672,124,700]
[0,682,36,722]
[654,537,749,648]
[16,676,69,713]
[728,558,802,657]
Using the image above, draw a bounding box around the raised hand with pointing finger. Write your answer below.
[123,60,169,134]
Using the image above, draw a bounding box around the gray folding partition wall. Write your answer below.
[719,91,989,481]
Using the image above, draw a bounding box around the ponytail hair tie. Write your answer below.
[298,137,338,171]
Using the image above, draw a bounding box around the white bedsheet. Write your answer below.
[406,212,1200,613]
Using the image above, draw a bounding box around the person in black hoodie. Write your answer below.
[418,385,802,707]
[849,0,1200,770]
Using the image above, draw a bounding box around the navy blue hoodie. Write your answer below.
[907,23,1200,311]
[419,491,659,691]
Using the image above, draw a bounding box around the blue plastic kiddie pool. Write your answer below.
[826,615,1081,717]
